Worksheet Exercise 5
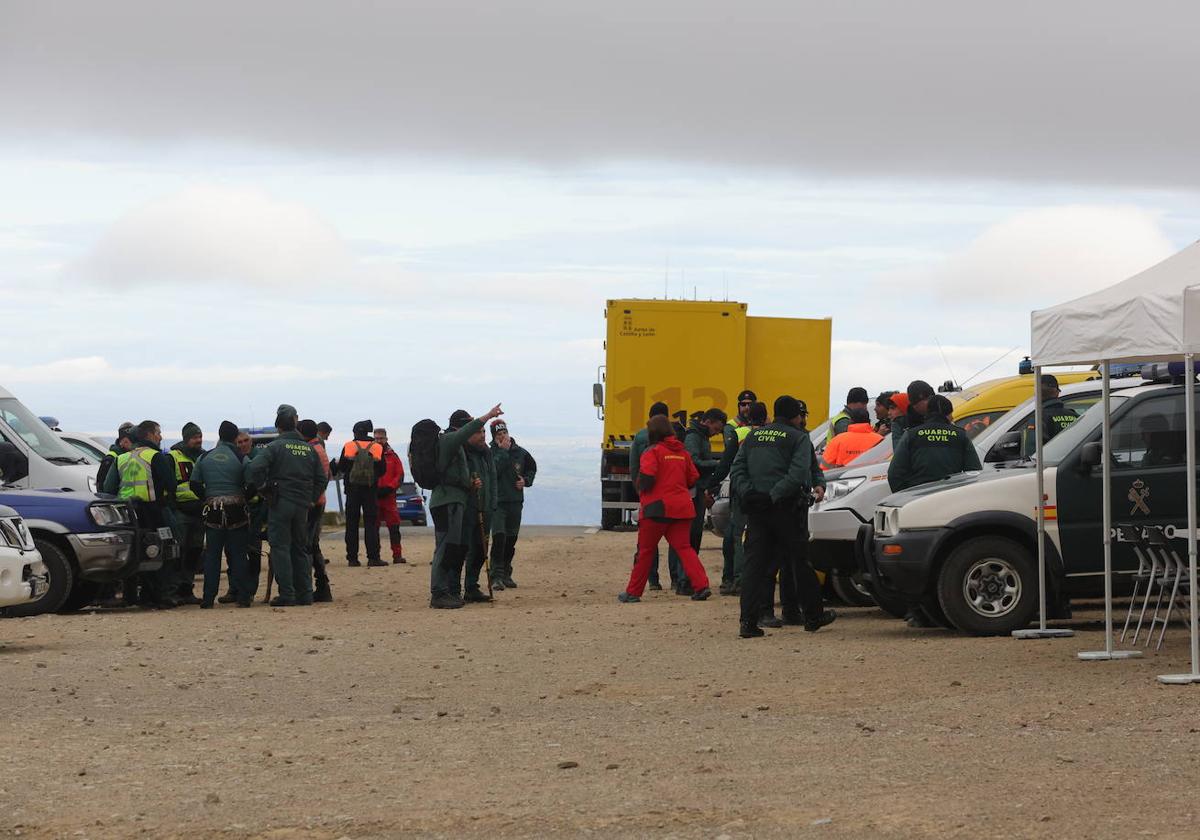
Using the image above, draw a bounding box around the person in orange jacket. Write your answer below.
[374,428,407,564]
[821,407,883,469]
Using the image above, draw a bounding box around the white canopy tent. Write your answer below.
[1028,240,1200,684]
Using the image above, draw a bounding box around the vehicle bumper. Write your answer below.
[867,526,948,600]
[67,530,139,581]
[0,554,46,608]
[809,507,868,542]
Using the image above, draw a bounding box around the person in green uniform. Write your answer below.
[732,396,835,638]
[219,431,266,604]
[190,421,250,608]
[169,422,207,605]
[488,420,536,590]
[714,399,767,595]
[244,405,327,607]
[887,394,982,492]
[101,420,180,609]
[428,404,504,609]
[462,427,497,602]
[1039,374,1079,443]
[683,407,727,565]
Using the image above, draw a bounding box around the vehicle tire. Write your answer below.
[58,580,102,613]
[920,594,956,629]
[601,509,621,530]
[936,536,1038,636]
[865,579,911,619]
[830,572,876,607]
[2,538,74,617]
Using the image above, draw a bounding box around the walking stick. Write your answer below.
[262,544,273,603]
[472,478,493,600]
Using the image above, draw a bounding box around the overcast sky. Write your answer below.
[2,1,1197,522]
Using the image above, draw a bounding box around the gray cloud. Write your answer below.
[2,1,1198,187]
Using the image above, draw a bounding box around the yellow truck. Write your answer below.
[592,299,832,528]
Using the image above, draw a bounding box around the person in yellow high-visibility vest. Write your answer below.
[168,422,207,605]
[103,420,179,609]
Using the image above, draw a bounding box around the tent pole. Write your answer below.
[1080,360,1141,661]
[1014,365,1072,639]
[1159,352,1200,684]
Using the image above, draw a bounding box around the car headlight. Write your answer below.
[823,476,866,504]
[0,517,28,549]
[87,476,97,493]
[874,506,901,537]
[88,502,133,527]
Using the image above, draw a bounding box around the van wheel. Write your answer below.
[831,572,876,607]
[937,537,1037,635]
[2,538,74,617]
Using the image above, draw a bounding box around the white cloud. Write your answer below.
[930,205,1175,304]
[0,356,337,384]
[71,184,351,288]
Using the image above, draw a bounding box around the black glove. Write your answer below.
[742,490,772,515]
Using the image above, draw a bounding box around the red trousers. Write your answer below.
[626,517,710,597]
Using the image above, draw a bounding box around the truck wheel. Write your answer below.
[59,580,102,613]
[831,572,876,607]
[601,509,621,530]
[2,538,74,617]
[937,537,1037,636]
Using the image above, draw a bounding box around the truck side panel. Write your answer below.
[745,316,832,426]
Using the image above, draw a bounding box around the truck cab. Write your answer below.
[866,377,1184,635]
[0,386,98,492]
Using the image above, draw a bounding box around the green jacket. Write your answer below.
[1041,398,1079,443]
[465,443,497,519]
[490,440,535,504]
[711,421,743,487]
[888,412,982,492]
[628,427,650,489]
[243,431,326,506]
[684,420,721,490]
[429,418,485,509]
[731,421,820,504]
[190,441,246,499]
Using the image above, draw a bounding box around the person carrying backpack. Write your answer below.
[416,404,503,609]
[338,420,386,567]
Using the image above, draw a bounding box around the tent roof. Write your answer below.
[1031,240,1200,366]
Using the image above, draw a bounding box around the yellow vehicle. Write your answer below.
[593,299,832,528]
[946,370,1099,439]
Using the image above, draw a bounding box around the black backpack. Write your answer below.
[408,419,443,490]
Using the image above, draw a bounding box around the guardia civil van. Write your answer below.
[865,373,1188,635]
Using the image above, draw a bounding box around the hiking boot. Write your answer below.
[296,595,314,606]
[648,581,663,591]
[617,592,641,603]
[781,612,805,626]
[430,593,464,609]
[392,556,407,564]
[367,558,388,568]
[217,593,238,604]
[805,609,838,632]
[463,588,493,603]
[676,581,695,597]
[313,585,333,603]
[237,600,253,608]
[691,587,712,601]
[739,621,765,639]
[200,601,214,609]
[758,613,783,629]
[502,576,517,589]
[718,580,735,596]
[270,596,296,607]
[348,558,362,567]
[491,577,506,591]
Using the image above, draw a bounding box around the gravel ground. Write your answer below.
[2,526,1199,839]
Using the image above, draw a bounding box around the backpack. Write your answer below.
[347,442,377,488]
[408,419,443,490]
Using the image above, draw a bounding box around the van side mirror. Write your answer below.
[1079,441,1103,471]
[592,383,604,408]
[0,441,29,484]
[985,430,1024,463]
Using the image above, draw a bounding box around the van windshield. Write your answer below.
[1042,394,1131,466]
[0,398,88,463]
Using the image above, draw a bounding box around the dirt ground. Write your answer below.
[2,526,1200,840]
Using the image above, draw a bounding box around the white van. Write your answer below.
[0,386,98,492]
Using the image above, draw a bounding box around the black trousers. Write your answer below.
[740,501,822,625]
[343,487,380,562]
[689,490,706,554]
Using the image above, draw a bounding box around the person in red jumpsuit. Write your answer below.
[373,428,407,564]
[619,415,712,603]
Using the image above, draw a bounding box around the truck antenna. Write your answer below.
[960,347,1020,388]
[664,255,670,299]
[935,338,958,388]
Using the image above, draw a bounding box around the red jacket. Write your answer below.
[379,446,405,496]
[638,437,699,520]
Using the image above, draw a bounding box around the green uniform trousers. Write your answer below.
[489,500,523,579]
[721,497,746,585]
[267,499,313,603]
[172,511,205,597]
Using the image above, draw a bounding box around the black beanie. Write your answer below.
[449,409,473,429]
[218,421,239,443]
[648,401,669,419]
[847,387,869,404]
[907,380,935,402]
[774,395,802,420]
[181,421,202,441]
